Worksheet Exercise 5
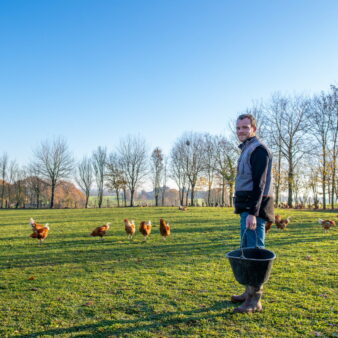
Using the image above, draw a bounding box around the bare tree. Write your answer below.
[26,163,48,208]
[34,138,74,208]
[264,95,287,206]
[213,135,238,206]
[76,156,93,208]
[151,147,164,206]
[12,167,27,208]
[106,153,126,207]
[118,135,148,207]
[308,166,320,208]
[170,142,188,206]
[7,160,18,208]
[176,132,205,206]
[161,157,168,206]
[328,85,338,208]
[266,94,310,207]
[92,147,107,208]
[0,153,8,208]
[121,179,128,207]
[308,90,336,209]
[203,133,217,206]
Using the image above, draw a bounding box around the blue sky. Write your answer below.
[0,0,337,166]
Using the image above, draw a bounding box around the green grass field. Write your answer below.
[0,207,337,337]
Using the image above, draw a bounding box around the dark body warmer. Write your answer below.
[234,136,274,222]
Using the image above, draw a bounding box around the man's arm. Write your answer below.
[249,146,269,215]
[246,146,269,230]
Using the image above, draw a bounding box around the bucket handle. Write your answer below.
[240,228,258,258]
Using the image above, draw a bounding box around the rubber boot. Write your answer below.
[233,285,263,313]
[231,286,248,303]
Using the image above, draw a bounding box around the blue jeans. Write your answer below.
[240,212,265,248]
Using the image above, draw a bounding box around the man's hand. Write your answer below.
[246,214,257,230]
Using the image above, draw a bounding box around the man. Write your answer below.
[231,113,274,313]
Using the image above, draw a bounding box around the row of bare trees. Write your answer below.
[75,136,149,208]
[0,85,337,209]
[170,133,238,207]
[0,145,83,209]
[260,85,338,209]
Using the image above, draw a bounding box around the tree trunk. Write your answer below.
[331,148,337,210]
[7,187,11,209]
[287,165,293,207]
[332,168,336,210]
[161,186,165,206]
[50,182,56,208]
[0,182,5,208]
[37,192,40,209]
[221,176,226,205]
[180,187,185,206]
[207,188,211,206]
[155,188,159,207]
[327,178,331,209]
[123,188,127,207]
[322,145,326,210]
[275,147,282,207]
[98,192,103,208]
[190,183,195,206]
[115,189,120,207]
[130,189,135,207]
[275,185,280,207]
[229,182,234,207]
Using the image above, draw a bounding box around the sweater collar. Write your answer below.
[238,136,257,150]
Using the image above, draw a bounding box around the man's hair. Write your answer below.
[237,114,257,128]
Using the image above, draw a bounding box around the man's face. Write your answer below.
[236,118,256,142]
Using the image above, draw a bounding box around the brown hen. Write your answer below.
[159,218,171,239]
[124,219,136,239]
[139,220,152,241]
[91,223,110,239]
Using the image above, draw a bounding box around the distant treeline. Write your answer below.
[0,85,337,209]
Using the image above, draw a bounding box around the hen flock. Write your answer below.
[265,215,336,233]
[29,213,337,244]
[29,217,170,243]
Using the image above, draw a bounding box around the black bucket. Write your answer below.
[226,247,276,286]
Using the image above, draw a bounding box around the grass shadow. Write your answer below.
[14,300,236,337]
